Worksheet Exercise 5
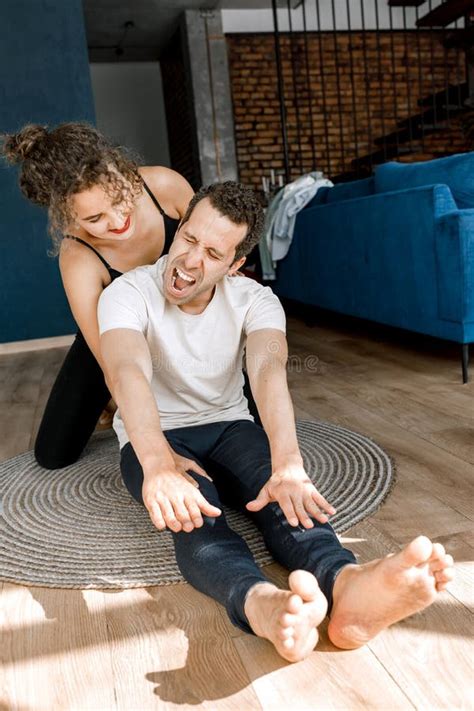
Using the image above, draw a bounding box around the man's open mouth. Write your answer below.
[171,266,197,293]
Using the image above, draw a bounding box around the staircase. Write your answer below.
[415,0,474,27]
[334,0,473,182]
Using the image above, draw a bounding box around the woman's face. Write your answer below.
[71,182,137,241]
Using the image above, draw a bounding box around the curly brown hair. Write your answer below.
[180,181,264,262]
[1,122,143,253]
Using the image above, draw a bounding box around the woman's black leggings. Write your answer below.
[34,331,261,470]
[34,332,111,469]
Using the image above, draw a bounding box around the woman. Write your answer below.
[2,122,204,470]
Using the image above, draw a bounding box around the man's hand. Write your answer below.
[142,467,221,533]
[168,449,213,485]
[246,461,336,528]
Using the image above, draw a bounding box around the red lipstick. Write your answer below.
[110,215,131,234]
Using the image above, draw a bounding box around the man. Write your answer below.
[98,181,454,663]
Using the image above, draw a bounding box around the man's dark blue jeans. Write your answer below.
[120,419,357,634]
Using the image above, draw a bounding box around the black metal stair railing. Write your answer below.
[270,0,472,183]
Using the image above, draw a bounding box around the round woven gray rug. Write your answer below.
[0,420,395,589]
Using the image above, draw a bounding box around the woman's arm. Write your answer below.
[59,242,107,367]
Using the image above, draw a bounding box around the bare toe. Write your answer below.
[400,535,433,567]
[289,570,321,600]
[430,542,446,559]
[277,626,294,640]
[426,543,446,570]
[430,553,454,576]
[435,568,455,584]
[287,594,303,614]
[281,612,298,627]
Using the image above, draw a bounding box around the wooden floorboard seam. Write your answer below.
[365,644,417,710]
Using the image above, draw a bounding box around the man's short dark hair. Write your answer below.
[180,181,264,262]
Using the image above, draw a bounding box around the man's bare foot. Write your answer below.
[328,535,455,650]
[244,570,328,663]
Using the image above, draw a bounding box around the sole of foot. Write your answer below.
[328,535,455,650]
[244,570,328,663]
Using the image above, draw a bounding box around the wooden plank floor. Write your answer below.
[1,313,473,710]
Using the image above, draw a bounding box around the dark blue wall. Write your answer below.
[0,0,95,342]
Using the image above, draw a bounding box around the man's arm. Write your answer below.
[245,328,335,528]
[101,328,170,468]
[100,328,221,531]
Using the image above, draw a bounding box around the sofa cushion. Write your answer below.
[374,152,474,209]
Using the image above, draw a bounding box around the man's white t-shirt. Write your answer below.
[98,256,286,449]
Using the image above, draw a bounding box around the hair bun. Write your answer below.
[1,124,48,164]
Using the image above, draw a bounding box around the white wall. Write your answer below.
[89,62,170,167]
[222,0,459,33]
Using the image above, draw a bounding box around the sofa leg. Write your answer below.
[461,344,469,384]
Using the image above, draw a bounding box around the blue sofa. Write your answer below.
[272,153,474,382]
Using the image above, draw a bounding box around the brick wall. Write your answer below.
[227,31,467,188]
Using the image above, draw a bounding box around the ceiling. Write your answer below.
[83,0,296,61]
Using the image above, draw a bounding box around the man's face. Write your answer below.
[163,198,247,308]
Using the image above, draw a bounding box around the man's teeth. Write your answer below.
[176,267,195,283]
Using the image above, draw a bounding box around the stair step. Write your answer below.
[442,25,474,48]
[442,104,470,111]
[374,124,443,147]
[418,83,468,108]
[422,122,450,129]
[396,104,466,130]
[351,144,423,170]
[416,0,474,27]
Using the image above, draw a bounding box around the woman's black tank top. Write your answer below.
[64,180,180,283]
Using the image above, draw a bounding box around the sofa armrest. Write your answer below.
[436,210,474,324]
